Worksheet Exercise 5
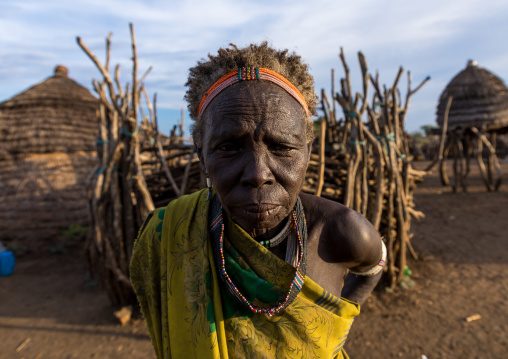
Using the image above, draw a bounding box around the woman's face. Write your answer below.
[200,81,310,238]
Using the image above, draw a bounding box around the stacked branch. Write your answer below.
[303,49,429,287]
[78,25,166,306]
[140,130,201,208]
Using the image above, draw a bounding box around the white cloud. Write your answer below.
[2,0,508,132]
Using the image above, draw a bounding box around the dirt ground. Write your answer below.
[1,160,507,359]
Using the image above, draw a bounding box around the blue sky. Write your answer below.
[2,0,508,136]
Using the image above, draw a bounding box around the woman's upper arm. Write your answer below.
[300,193,383,271]
[339,209,383,272]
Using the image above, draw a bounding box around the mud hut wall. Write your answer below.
[0,152,96,245]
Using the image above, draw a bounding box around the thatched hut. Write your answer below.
[0,65,99,248]
[433,60,507,192]
[436,60,508,132]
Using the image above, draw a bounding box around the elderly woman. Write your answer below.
[130,43,385,359]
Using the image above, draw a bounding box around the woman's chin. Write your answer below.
[229,205,288,234]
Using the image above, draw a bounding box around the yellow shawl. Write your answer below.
[130,189,359,359]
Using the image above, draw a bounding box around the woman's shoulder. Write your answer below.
[299,192,368,231]
[299,192,382,267]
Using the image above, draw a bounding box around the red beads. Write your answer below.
[239,67,259,81]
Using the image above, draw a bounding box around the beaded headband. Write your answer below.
[197,67,310,118]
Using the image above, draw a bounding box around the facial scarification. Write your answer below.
[200,81,310,238]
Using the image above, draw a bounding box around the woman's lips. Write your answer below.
[236,204,282,222]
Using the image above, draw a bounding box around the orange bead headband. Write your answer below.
[197,67,310,118]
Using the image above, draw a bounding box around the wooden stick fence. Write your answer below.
[302,49,429,287]
[77,25,199,307]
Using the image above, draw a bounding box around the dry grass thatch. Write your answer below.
[0,66,99,155]
[436,61,508,131]
[0,66,99,245]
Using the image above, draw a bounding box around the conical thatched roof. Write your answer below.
[0,65,99,246]
[436,60,508,130]
[0,65,99,156]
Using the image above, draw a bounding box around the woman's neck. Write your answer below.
[253,217,289,242]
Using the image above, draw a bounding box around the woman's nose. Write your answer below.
[240,153,275,188]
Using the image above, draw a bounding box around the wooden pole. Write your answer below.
[315,90,327,197]
[426,96,453,172]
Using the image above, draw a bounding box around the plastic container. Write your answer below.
[0,250,15,276]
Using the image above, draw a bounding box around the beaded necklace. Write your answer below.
[214,207,305,317]
[258,218,290,249]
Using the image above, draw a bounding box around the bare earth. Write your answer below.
[1,160,507,359]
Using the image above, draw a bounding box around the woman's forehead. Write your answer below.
[214,81,300,107]
[203,81,307,135]
[208,115,306,143]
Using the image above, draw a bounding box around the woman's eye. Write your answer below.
[271,145,293,155]
[218,143,240,152]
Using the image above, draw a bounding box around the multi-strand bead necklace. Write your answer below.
[214,208,305,317]
[258,218,290,249]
